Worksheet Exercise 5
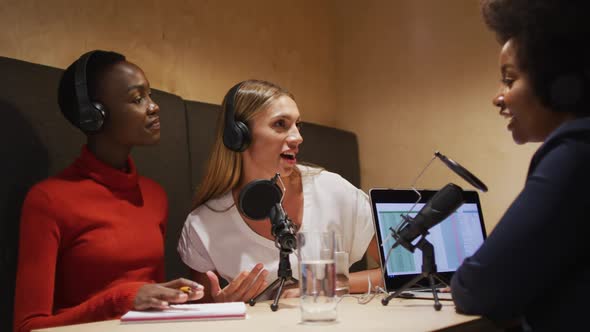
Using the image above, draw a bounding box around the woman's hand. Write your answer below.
[280,287,300,299]
[206,263,269,303]
[439,286,451,293]
[134,278,204,310]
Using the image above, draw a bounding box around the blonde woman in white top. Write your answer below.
[178,80,382,303]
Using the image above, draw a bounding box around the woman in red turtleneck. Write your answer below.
[13,50,204,332]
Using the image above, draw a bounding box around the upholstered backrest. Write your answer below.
[1,57,83,332]
[298,122,361,188]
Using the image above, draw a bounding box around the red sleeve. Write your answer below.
[155,193,168,282]
[13,187,147,332]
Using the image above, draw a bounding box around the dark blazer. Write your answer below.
[451,117,590,331]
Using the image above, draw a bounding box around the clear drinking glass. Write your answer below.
[297,231,337,322]
[334,234,350,296]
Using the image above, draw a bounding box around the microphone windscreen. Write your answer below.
[238,179,283,220]
[435,151,488,192]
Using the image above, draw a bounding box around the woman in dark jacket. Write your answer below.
[451,1,590,331]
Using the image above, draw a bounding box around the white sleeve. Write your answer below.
[348,188,375,265]
[177,214,216,272]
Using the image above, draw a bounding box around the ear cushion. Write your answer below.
[91,102,106,129]
[223,119,251,152]
[234,120,251,151]
[79,102,106,132]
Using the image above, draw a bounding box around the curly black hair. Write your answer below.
[481,0,590,116]
[57,50,126,131]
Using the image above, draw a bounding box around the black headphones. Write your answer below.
[74,51,107,132]
[223,81,251,152]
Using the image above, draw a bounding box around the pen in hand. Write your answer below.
[180,286,193,294]
[179,283,205,301]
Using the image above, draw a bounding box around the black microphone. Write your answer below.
[392,183,465,252]
[238,174,297,252]
[268,203,297,251]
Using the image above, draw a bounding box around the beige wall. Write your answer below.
[334,0,538,231]
[1,0,539,231]
[0,0,337,125]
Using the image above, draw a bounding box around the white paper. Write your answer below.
[121,302,247,323]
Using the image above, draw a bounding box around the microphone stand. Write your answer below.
[381,228,449,311]
[248,204,297,311]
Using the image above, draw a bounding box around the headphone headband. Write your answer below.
[224,82,242,125]
[74,51,95,110]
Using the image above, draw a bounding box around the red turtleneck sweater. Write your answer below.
[13,146,168,332]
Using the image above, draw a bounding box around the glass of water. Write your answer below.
[334,234,350,296]
[297,231,337,322]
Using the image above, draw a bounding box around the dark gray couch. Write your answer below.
[0,56,362,331]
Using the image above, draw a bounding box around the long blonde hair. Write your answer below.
[192,80,294,210]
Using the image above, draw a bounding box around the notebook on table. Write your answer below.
[369,188,487,297]
[120,302,247,323]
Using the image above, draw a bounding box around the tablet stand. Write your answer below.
[381,236,449,311]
